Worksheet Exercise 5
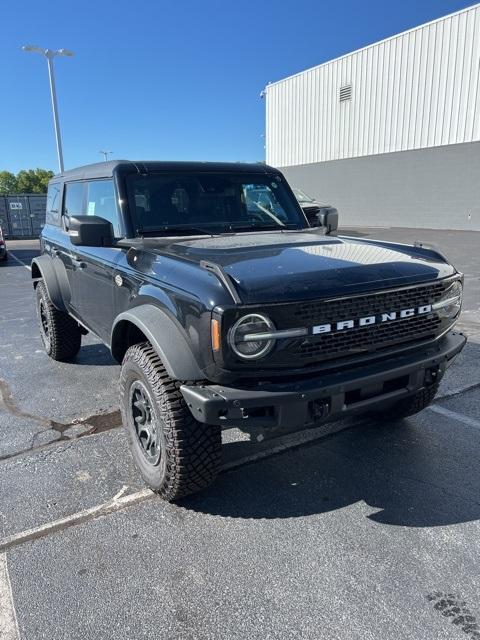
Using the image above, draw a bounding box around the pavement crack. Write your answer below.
[0,377,50,426]
[0,377,121,439]
[0,378,122,464]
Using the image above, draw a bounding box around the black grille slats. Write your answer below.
[222,278,455,370]
[292,280,447,325]
[269,279,453,366]
[298,314,442,360]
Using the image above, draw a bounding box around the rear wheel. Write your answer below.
[36,280,82,361]
[381,383,439,420]
[120,342,222,501]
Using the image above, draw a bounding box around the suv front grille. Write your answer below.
[219,278,457,371]
[297,313,441,360]
[292,280,448,325]
[301,206,321,216]
[280,279,452,365]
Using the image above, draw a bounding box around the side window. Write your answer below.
[45,182,62,226]
[63,182,84,217]
[86,180,120,237]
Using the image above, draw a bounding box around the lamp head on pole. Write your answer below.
[22,45,75,58]
[22,44,44,54]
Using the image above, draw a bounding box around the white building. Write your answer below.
[264,3,480,230]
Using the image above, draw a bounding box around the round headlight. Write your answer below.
[228,314,275,360]
[433,280,463,319]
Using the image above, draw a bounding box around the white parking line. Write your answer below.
[428,404,480,430]
[7,252,31,271]
[0,554,20,640]
[436,381,480,399]
[0,486,153,554]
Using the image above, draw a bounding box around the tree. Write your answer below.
[16,168,54,194]
[0,171,18,194]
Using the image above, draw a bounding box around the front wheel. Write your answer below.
[120,342,222,501]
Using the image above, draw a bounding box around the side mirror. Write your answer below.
[309,207,339,234]
[68,215,114,247]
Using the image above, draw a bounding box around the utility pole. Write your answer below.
[99,150,113,162]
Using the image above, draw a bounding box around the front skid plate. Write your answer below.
[180,332,466,430]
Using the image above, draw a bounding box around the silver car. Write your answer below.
[293,187,339,232]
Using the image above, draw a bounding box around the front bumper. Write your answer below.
[180,331,466,430]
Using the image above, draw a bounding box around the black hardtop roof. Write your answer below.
[52,160,280,182]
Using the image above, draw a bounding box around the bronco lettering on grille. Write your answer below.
[312,305,432,335]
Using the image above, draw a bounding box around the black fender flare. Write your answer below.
[31,255,70,312]
[111,305,205,381]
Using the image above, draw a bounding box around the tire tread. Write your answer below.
[120,342,221,501]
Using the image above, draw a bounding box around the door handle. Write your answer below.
[72,258,86,269]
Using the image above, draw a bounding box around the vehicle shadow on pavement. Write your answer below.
[0,258,21,267]
[339,228,370,238]
[73,343,118,366]
[182,417,480,527]
[3,247,40,265]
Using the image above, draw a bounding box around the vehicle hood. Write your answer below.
[156,231,455,304]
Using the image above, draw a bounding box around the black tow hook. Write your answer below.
[425,365,440,385]
[310,399,330,421]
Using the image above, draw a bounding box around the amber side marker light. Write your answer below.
[211,319,221,352]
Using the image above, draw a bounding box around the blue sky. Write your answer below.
[0,0,475,173]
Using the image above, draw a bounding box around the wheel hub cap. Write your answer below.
[39,300,50,346]
[130,381,161,465]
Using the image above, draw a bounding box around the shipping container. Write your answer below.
[0,194,47,238]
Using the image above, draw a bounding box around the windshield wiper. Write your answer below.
[228,223,298,232]
[138,226,216,237]
[138,222,300,237]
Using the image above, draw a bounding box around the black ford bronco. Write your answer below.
[32,161,466,501]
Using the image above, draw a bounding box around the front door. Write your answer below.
[67,179,122,343]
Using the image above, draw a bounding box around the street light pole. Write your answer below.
[46,54,65,173]
[22,46,74,174]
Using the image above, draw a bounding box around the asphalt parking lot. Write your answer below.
[1,229,479,640]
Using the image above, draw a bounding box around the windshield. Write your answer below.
[292,187,315,203]
[126,172,307,235]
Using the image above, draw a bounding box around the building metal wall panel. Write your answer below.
[265,4,480,167]
[281,141,480,231]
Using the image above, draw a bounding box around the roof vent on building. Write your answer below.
[339,84,352,102]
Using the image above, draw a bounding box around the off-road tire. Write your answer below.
[120,342,222,501]
[382,383,440,420]
[36,280,82,361]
